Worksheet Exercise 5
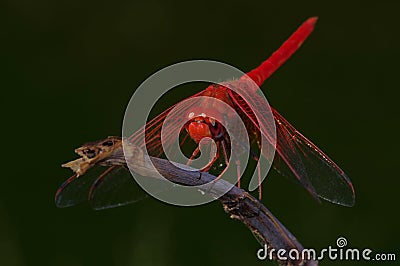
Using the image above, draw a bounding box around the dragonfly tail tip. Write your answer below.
[308,17,319,25]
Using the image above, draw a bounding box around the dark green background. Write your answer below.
[1,0,398,265]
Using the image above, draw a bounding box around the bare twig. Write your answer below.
[115,144,318,266]
[60,139,318,265]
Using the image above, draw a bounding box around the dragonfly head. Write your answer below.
[186,112,225,143]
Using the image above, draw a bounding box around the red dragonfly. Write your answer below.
[56,17,355,210]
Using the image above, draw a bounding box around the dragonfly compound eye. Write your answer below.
[208,117,216,127]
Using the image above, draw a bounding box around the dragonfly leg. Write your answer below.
[257,161,262,200]
[202,142,227,192]
[186,146,200,166]
[236,160,241,188]
[201,148,219,172]
[251,152,262,200]
[220,140,242,188]
[187,144,219,173]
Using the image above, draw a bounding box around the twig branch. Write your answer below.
[117,145,319,266]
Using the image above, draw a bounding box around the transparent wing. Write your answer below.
[55,165,115,208]
[272,109,355,206]
[88,166,148,210]
[56,90,209,210]
[227,83,354,206]
[55,165,148,209]
[128,90,210,160]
